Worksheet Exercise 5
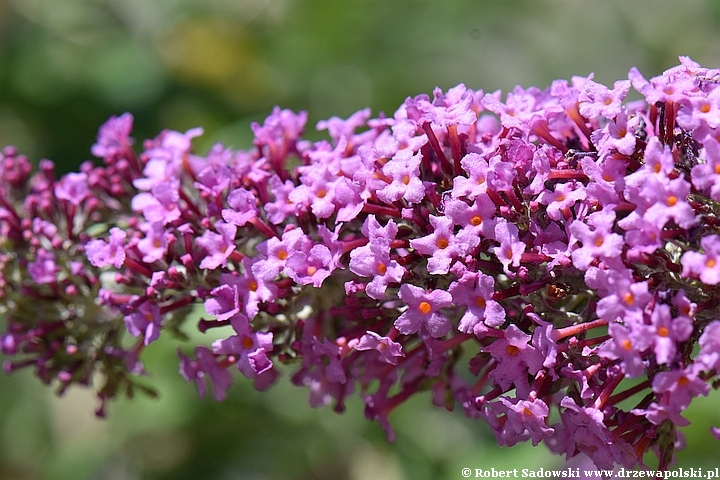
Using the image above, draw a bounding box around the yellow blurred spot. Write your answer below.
[157,18,272,106]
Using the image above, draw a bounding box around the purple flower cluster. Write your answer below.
[0,115,151,414]
[3,57,720,469]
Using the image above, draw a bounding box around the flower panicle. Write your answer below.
[4,57,720,470]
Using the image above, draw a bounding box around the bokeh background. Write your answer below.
[1,0,720,478]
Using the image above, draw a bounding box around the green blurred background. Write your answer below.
[1,0,720,478]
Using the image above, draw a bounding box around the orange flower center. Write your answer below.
[377,262,387,275]
[623,292,634,306]
[594,236,604,247]
[307,266,317,276]
[249,280,258,292]
[277,250,288,261]
[666,195,678,207]
[621,339,633,351]
[402,175,411,185]
[475,297,486,308]
[657,326,670,337]
[471,215,483,226]
[436,238,449,249]
[418,301,432,314]
[242,337,254,349]
[677,376,690,387]
[506,345,521,356]
[707,258,717,268]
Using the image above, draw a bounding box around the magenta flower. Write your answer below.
[483,324,544,390]
[578,79,631,119]
[492,219,526,276]
[212,314,274,379]
[222,188,259,226]
[652,363,710,412]
[131,181,181,225]
[54,172,90,206]
[91,112,134,160]
[648,303,692,365]
[27,249,59,284]
[569,210,624,270]
[179,347,233,401]
[591,110,637,156]
[681,234,720,284]
[444,195,497,239]
[124,302,162,346]
[85,227,126,268]
[137,222,168,263]
[196,222,238,270]
[597,322,650,378]
[677,87,720,130]
[453,153,490,199]
[537,181,587,221]
[204,283,241,321]
[449,271,505,331]
[395,284,453,338]
[493,396,553,447]
[691,136,720,201]
[264,175,300,224]
[410,214,475,275]
[285,244,333,287]
[376,150,426,204]
[422,84,477,127]
[253,227,312,280]
[640,176,695,229]
[193,164,231,200]
[354,331,404,365]
[349,242,404,299]
[697,320,720,371]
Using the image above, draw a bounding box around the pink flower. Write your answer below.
[681,234,720,284]
[578,79,631,119]
[196,222,237,270]
[354,331,404,365]
[85,227,126,268]
[395,284,453,338]
[483,325,544,390]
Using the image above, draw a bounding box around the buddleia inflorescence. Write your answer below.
[2,56,720,470]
